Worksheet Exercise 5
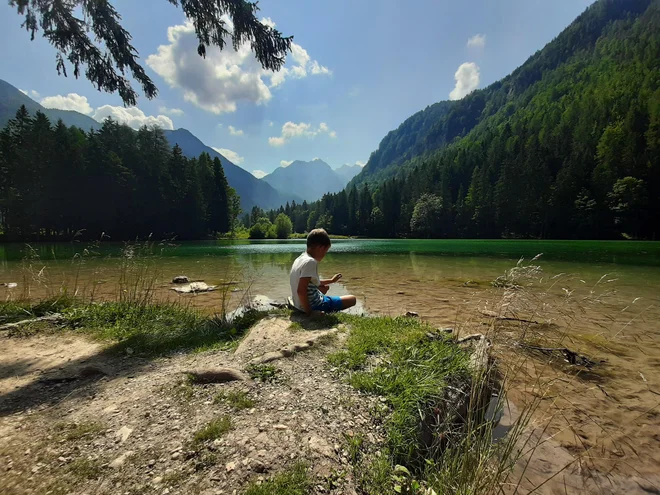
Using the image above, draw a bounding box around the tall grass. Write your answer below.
[331,254,642,494]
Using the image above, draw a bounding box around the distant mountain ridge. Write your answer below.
[0,79,102,131]
[261,159,361,202]
[0,78,288,211]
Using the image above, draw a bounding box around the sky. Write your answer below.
[0,0,594,179]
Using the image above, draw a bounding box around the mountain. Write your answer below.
[0,79,101,131]
[293,0,660,240]
[335,164,363,184]
[261,159,347,202]
[351,0,656,188]
[162,129,292,211]
[0,79,288,211]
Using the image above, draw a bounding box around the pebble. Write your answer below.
[147,459,156,467]
[273,424,287,430]
[226,461,236,472]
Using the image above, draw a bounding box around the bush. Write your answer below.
[274,213,293,239]
[249,217,273,239]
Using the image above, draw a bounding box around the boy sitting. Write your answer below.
[289,229,357,315]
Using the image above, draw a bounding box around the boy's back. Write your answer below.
[289,251,323,311]
[289,229,356,314]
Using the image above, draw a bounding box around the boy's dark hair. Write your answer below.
[307,228,331,248]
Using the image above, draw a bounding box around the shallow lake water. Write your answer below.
[2,239,660,492]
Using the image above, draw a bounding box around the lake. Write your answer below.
[2,239,660,488]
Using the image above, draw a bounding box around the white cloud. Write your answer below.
[93,105,174,130]
[252,169,268,179]
[159,106,184,116]
[449,62,480,101]
[268,121,336,147]
[310,60,331,75]
[268,121,274,127]
[228,125,244,136]
[280,160,293,168]
[41,93,93,114]
[260,17,276,29]
[19,89,27,95]
[467,34,486,49]
[146,21,330,115]
[212,147,244,164]
[356,160,366,167]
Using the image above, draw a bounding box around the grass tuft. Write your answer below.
[213,390,255,410]
[244,461,311,495]
[67,457,105,480]
[192,416,232,446]
[55,421,106,441]
[246,363,282,383]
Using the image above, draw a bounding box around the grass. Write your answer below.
[328,314,534,493]
[244,461,311,495]
[213,390,255,410]
[1,295,268,356]
[67,458,105,480]
[246,363,282,383]
[55,421,106,441]
[192,416,232,446]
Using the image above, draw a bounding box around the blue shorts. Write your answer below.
[311,295,343,313]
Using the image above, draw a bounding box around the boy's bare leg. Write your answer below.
[340,295,357,309]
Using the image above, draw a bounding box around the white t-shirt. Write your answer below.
[289,252,323,311]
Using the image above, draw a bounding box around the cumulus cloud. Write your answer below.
[449,62,480,100]
[228,125,244,136]
[212,147,244,164]
[159,106,184,116]
[280,160,293,168]
[146,20,330,115]
[252,169,268,179]
[19,89,27,95]
[467,34,486,49]
[93,105,174,130]
[260,17,276,29]
[356,160,366,167]
[268,121,336,147]
[41,93,93,114]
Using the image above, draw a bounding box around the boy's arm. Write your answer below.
[320,273,342,285]
[297,277,313,315]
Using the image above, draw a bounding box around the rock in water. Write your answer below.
[172,275,189,284]
[171,282,217,294]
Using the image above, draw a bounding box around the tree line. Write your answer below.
[0,106,239,241]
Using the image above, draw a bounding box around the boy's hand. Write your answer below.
[331,273,342,283]
[310,310,325,317]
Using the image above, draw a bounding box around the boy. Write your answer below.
[289,229,357,315]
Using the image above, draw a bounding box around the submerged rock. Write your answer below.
[171,275,189,284]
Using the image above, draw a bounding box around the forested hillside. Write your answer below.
[0,107,239,240]
[0,79,288,213]
[286,0,660,239]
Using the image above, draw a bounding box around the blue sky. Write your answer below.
[0,0,593,178]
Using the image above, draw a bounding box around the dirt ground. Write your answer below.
[0,316,386,495]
